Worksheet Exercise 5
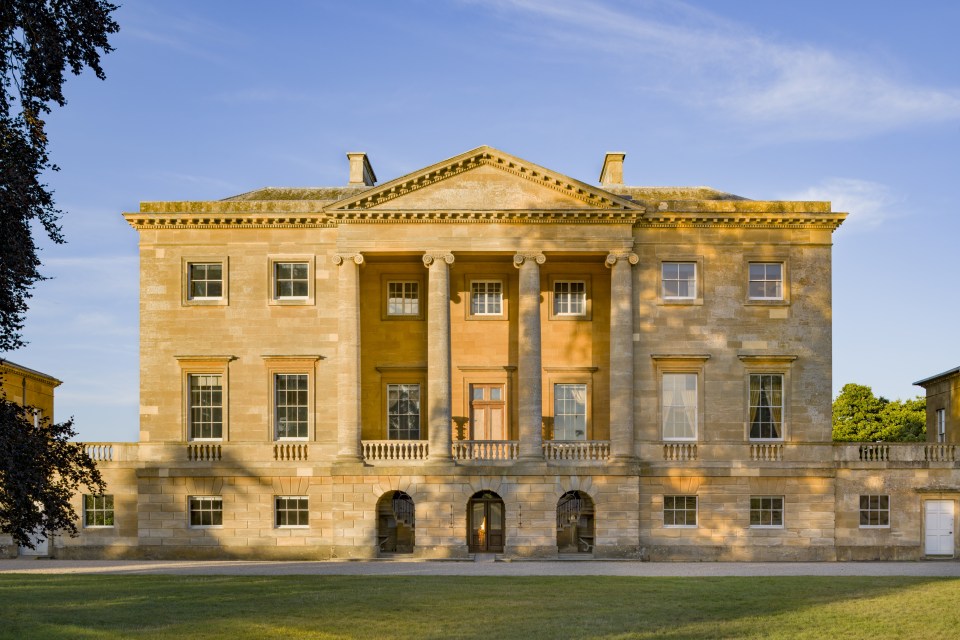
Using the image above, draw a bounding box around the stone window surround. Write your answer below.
[545,367,597,441]
[381,273,425,320]
[739,355,796,442]
[182,256,229,306]
[263,356,321,442]
[267,255,315,306]
[744,253,790,306]
[176,355,234,442]
[458,366,516,441]
[548,275,592,320]
[466,275,508,320]
[652,355,710,443]
[659,256,704,306]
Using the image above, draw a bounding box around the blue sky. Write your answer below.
[7,0,960,442]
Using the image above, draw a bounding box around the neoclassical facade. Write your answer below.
[39,146,960,560]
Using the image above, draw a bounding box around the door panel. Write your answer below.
[468,495,505,553]
[925,500,955,555]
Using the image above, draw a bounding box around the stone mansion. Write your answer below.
[23,146,960,560]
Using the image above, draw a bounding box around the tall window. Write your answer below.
[750,496,784,527]
[188,263,223,299]
[663,496,698,527]
[748,263,783,300]
[859,495,890,528]
[471,281,502,316]
[387,384,420,440]
[274,262,309,299]
[937,408,946,443]
[189,496,223,527]
[662,373,697,440]
[387,281,419,316]
[83,494,115,528]
[554,383,587,440]
[275,496,309,527]
[749,374,783,439]
[189,374,223,439]
[662,262,696,299]
[275,374,308,439]
[553,281,586,316]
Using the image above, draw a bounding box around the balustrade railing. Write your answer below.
[663,442,697,461]
[274,442,309,461]
[187,443,221,461]
[837,442,958,464]
[453,440,518,461]
[362,440,429,461]
[750,443,783,461]
[543,440,610,461]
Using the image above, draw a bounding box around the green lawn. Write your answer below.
[1,575,957,639]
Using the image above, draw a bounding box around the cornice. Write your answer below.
[0,361,62,387]
[637,212,846,231]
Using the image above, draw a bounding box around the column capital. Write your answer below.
[332,253,364,266]
[422,252,455,267]
[605,252,639,267]
[513,252,546,268]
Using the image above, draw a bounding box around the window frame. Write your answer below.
[381,274,425,320]
[182,257,229,306]
[467,278,506,319]
[188,495,223,528]
[744,257,790,306]
[262,356,319,441]
[83,494,115,528]
[749,495,784,528]
[551,382,589,441]
[660,259,702,304]
[187,373,225,441]
[663,495,698,528]
[177,356,233,442]
[548,276,592,320]
[859,494,891,529]
[747,373,785,441]
[275,495,310,528]
[653,355,708,442]
[268,256,315,306]
[937,408,946,443]
[661,372,699,442]
[386,382,422,441]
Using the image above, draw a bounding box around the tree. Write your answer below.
[1,1,119,351]
[0,396,103,548]
[832,383,926,442]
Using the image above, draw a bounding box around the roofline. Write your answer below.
[913,366,960,387]
[0,359,62,387]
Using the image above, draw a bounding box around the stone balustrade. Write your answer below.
[361,440,429,461]
[750,443,784,461]
[836,442,958,465]
[663,442,698,461]
[83,442,137,462]
[543,440,610,462]
[453,440,519,461]
[274,442,309,461]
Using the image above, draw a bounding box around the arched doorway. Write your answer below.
[557,491,594,553]
[377,491,415,554]
[467,491,505,553]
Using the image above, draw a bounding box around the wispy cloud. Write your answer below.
[783,178,901,232]
[476,0,960,140]
[119,4,243,65]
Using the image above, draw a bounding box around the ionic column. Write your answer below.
[423,252,455,462]
[606,251,639,462]
[334,253,364,462]
[514,252,546,461]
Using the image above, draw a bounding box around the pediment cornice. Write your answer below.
[324,146,643,212]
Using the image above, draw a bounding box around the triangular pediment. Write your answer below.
[325,146,642,213]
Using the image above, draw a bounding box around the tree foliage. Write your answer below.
[0,395,103,547]
[832,383,926,442]
[0,0,119,350]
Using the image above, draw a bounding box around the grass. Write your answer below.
[1,575,958,639]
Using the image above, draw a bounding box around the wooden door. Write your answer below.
[470,384,505,440]
[925,500,955,556]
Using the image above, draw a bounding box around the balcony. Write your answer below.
[362,440,429,461]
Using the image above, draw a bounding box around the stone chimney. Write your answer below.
[599,152,626,186]
[347,152,377,186]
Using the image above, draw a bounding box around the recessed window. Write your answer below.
[554,383,587,440]
[275,496,309,527]
[750,496,783,528]
[275,373,308,439]
[749,374,783,440]
[189,496,223,527]
[189,374,223,440]
[387,281,420,316]
[471,281,503,316]
[748,263,783,300]
[662,373,697,440]
[662,262,696,299]
[859,495,890,528]
[937,408,946,443]
[387,383,420,440]
[553,280,586,316]
[274,262,309,299]
[663,496,697,527]
[188,263,223,299]
[83,494,115,528]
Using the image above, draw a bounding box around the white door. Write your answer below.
[924,500,955,556]
[18,530,48,556]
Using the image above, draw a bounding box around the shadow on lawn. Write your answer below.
[1,575,959,639]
